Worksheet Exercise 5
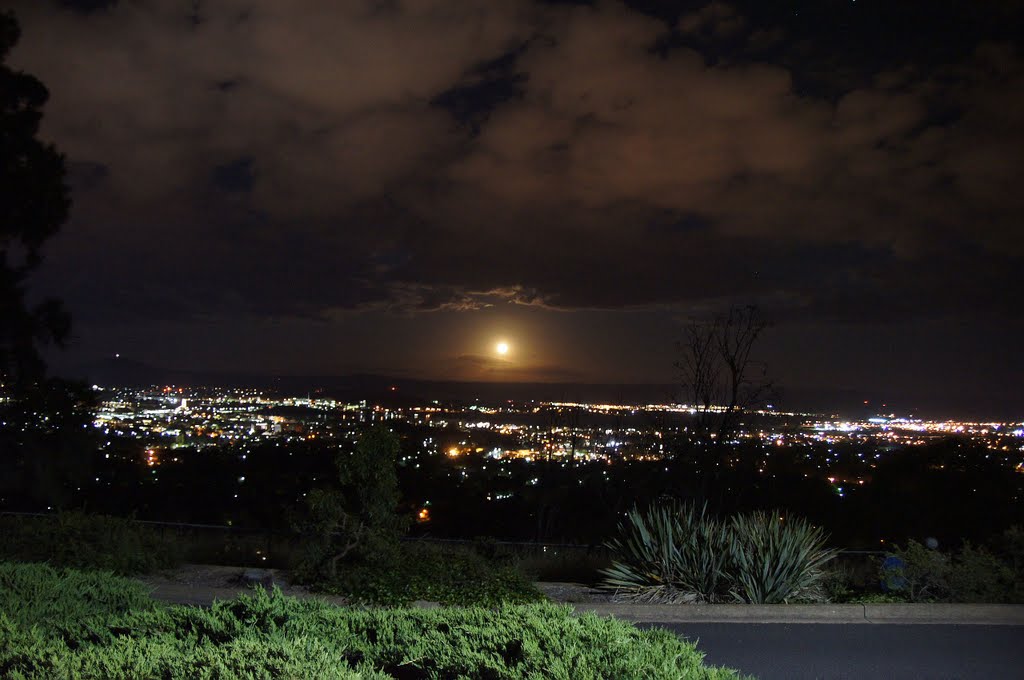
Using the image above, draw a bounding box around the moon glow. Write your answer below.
[495,341,510,356]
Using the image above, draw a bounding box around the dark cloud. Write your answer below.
[66,160,109,192]
[212,157,255,194]
[6,0,1022,399]
[54,0,116,13]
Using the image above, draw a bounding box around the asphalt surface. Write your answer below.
[645,622,1024,680]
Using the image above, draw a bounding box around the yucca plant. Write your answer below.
[601,501,731,603]
[727,511,838,604]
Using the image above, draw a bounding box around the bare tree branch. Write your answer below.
[676,304,773,453]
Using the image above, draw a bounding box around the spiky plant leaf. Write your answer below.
[727,511,838,604]
[601,501,731,603]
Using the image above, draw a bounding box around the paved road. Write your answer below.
[644,623,1024,679]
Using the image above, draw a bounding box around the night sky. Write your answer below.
[7,0,1024,417]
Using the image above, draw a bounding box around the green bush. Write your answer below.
[0,512,180,575]
[317,541,545,607]
[1002,525,1024,571]
[601,502,731,603]
[1,562,742,679]
[0,561,157,635]
[728,512,838,604]
[882,538,1022,603]
[947,543,1016,603]
[601,502,837,604]
[881,540,950,602]
[819,564,854,603]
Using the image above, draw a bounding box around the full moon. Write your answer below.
[495,341,509,356]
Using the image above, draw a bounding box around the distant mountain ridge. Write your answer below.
[68,358,680,404]
[61,358,1016,421]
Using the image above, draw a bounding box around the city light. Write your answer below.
[85,385,1023,493]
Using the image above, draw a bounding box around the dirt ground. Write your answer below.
[135,563,616,607]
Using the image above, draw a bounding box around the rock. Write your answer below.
[239,568,275,588]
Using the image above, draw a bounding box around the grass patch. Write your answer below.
[1,561,742,679]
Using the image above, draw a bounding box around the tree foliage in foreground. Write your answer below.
[0,562,743,679]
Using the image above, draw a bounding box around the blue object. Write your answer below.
[880,555,907,592]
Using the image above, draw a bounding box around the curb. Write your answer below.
[862,603,1024,625]
[571,602,1024,625]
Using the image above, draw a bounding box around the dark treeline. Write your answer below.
[13,422,1020,552]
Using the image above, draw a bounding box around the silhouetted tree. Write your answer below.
[1,11,92,510]
[1,11,71,389]
[293,426,408,581]
[675,305,773,501]
[677,305,772,447]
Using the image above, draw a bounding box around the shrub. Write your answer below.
[0,561,157,635]
[819,565,853,603]
[0,512,180,574]
[999,526,1024,602]
[317,541,545,606]
[821,552,883,603]
[880,540,950,602]
[727,512,838,604]
[947,543,1016,603]
[1,563,742,679]
[601,503,837,604]
[1002,525,1024,571]
[601,501,731,603]
[883,539,1022,603]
